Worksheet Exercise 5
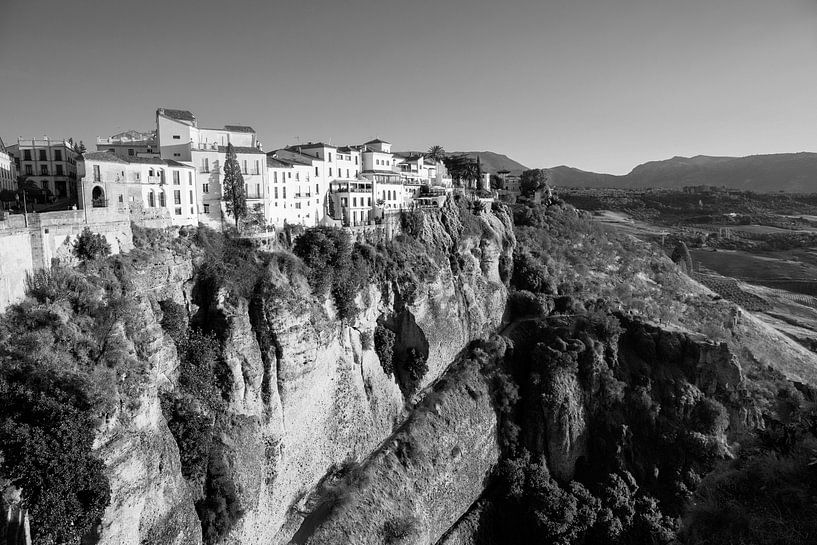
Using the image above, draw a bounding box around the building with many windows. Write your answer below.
[6,137,80,201]
[0,137,17,193]
[96,130,157,159]
[155,108,267,227]
[78,151,198,226]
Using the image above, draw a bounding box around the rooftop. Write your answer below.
[82,151,191,167]
[267,157,293,168]
[364,138,390,145]
[287,142,336,150]
[223,125,255,134]
[157,108,196,123]
[218,145,265,155]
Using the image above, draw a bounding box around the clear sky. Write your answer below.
[1,0,816,174]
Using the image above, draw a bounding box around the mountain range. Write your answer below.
[547,152,817,193]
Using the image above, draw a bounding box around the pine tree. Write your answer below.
[222,143,247,229]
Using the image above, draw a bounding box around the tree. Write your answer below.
[520,169,549,197]
[426,145,446,164]
[73,227,111,261]
[76,140,86,154]
[491,174,505,190]
[222,143,247,229]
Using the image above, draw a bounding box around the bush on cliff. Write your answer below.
[374,325,396,376]
[0,365,110,545]
[73,227,111,261]
[294,227,367,320]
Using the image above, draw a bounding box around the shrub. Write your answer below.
[374,326,396,376]
[692,398,729,436]
[293,227,365,320]
[159,299,188,344]
[383,515,417,543]
[160,393,213,482]
[360,330,373,350]
[400,209,424,238]
[405,347,428,383]
[196,464,243,545]
[73,227,111,261]
[0,366,110,545]
[512,252,553,294]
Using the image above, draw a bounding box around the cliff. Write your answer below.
[91,198,515,545]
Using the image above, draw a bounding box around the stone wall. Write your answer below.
[0,207,157,311]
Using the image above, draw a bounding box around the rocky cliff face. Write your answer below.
[92,200,515,545]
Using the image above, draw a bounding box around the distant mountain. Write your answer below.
[394,150,529,176]
[549,153,817,192]
[452,151,528,175]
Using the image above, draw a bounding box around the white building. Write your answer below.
[79,151,198,226]
[155,108,267,228]
[266,155,317,228]
[96,130,157,159]
[6,137,80,201]
[0,138,16,193]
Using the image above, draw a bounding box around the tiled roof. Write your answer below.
[224,125,255,133]
[83,151,129,163]
[273,149,319,165]
[218,145,265,155]
[288,142,336,150]
[157,108,195,122]
[364,138,390,145]
[267,157,293,168]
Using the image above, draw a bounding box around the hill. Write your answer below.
[451,151,528,175]
[549,152,817,192]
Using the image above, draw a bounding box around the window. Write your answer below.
[315,183,319,194]
[175,207,182,215]
[119,194,124,203]
[328,152,332,162]
[159,192,166,207]
[355,156,358,165]
[282,187,286,199]
[315,167,319,176]
[39,150,47,161]
[189,190,194,203]
[149,169,154,177]
[256,184,260,196]
[173,135,181,140]
[202,183,209,193]
[174,190,181,205]
[203,203,210,214]
[23,150,31,161]
[329,168,332,177]
[135,172,141,181]
[93,165,100,181]
[202,158,209,172]
[173,171,180,184]
[243,160,247,174]
[55,150,62,161]
[274,187,278,199]
[254,160,260,174]
[353,197,357,206]
[173,153,180,157]
[127,149,134,157]
[25,165,32,175]
[288,172,291,178]
[346,169,349,178]
[56,165,63,175]
[40,165,48,175]
[188,172,193,184]
[148,192,155,207]
[274,172,278,182]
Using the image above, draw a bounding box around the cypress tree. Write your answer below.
[222,143,247,229]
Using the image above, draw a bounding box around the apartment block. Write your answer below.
[6,137,80,201]
[79,151,198,226]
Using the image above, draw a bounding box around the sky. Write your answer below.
[1,0,816,174]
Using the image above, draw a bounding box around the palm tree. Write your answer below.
[426,145,446,164]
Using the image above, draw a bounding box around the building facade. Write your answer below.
[79,151,198,226]
[0,138,17,193]
[96,130,157,159]
[6,138,80,201]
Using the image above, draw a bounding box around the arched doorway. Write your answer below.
[92,186,106,207]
